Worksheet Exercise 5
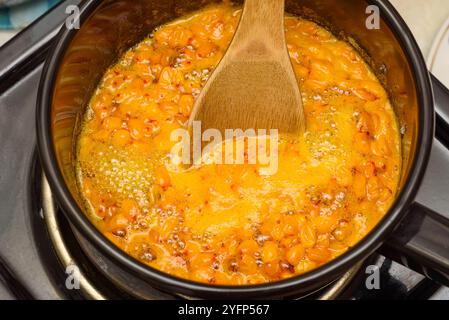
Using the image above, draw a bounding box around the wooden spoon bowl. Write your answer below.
[188,0,305,135]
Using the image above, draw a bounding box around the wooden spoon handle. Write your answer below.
[228,0,287,59]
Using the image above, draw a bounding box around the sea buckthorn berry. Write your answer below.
[280,236,296,248]
[332,220,351,241]
[328,240,348,255]
[154,166,171,189]
[160,101,178,115]
[269,224,284,241]
[356,111,373,133]
[190,252,215,269]
[169,27,193,48]
[316,233,330,248]
[128,118,145,140]
[102,116,122,130]
[286,244,305,266]
[295,260,317,275]
[148,229,160,243]
[309,59,333,81]
[246,274,267,284]
[366,176,380,201]
[300,223,316,248]
[336,167,353,186]
[184,240,202,257]
[262,241,279,263]
[375,158,387,171]
[353,173,366,199]
[282,215,298,236]
[354,132,371,154]
[111,129,131,146]
[130,141,152,155]
[191,269,214,283]
[195,40,216,58]
[263,260,281,277]
[96,204,107,219]
[238,239,259,256]
[140,247,157,262]
[364,161,376,178]
[158,67,174,86]
[295,214,307,229]
[379,188,392,203]
[229,273,245,285]
[160,48,176,66]
[311,215,337,234]
[352,88,377,101]
[371,135,391,156]
[159,216,177,240]
[239,254,258,274]
[108,213,129,237]
[306,246,331,263]
[226,257,239,272]
[93,129,110,141]
[179,95,194,117]
[121,198,140,221]
[214,271,231,284]
[190,23,208,40]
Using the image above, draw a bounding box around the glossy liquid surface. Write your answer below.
[76,4,401,285]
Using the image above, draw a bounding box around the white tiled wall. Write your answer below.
[390,0,449,56]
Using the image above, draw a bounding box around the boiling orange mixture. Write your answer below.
[76,4,401,285]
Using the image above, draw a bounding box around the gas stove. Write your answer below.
[1,0,449,300]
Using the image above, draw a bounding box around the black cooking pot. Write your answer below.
[36,0,449,299]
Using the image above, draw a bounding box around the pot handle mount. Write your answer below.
[381,74,449,287]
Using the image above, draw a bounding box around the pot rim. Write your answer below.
[36,0,434,298]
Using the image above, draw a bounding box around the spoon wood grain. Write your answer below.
[188,0,305,135]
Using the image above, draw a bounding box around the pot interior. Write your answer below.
[48,0,422,293]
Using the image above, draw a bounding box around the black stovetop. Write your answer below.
[1,0,449,300]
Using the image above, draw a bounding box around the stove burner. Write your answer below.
[41,175,105,300]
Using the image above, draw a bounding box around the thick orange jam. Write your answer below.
[76,3,401,285]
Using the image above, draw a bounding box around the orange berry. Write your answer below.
[262,241,279,263]
[286,244,305,266]
[300,223,316,248]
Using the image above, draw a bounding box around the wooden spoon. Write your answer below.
[188,0,305,136]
